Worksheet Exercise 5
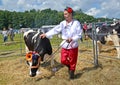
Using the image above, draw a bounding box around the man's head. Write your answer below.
[64,7,73,21]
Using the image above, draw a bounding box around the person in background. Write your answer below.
[40,7,82,79]
[2,27,8,42]
[8,27,14,41]
[83,22,87,33]
[83,22,88,40]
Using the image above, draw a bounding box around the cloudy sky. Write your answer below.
[0,0,120,18]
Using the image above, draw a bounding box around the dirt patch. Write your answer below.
[0,45,120,85]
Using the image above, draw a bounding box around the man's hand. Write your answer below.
[40,33,46,38]
[66,38,72,43]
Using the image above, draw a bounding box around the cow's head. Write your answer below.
[26,51,40,77]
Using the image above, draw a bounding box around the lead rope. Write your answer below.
[43,40,69,64]
[43,40,70,73]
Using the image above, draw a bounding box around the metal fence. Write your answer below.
[87,22,120,66]
[0,33,24,57]
[0,22,120,67]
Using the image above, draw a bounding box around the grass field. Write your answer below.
[0,33,63,57]
[0,33,120,85]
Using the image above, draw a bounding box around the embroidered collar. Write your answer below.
[66,20,74,26]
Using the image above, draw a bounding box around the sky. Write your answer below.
[0,0,120,19]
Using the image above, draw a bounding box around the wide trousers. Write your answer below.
[61,47,78,71]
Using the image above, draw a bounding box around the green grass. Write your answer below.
[0,33,63,61]
[0,33,25,59]
[0,33,24,50]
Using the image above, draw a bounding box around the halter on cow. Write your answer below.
[86,22,120,58]
[23,30,54,77]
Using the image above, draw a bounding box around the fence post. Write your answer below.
[20,32,22,56]
[92,23,99,66]
[19,24,23,56]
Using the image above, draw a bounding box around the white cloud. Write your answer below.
[17,0,25,5]
[85,8,100,17]
[100,0,120,18]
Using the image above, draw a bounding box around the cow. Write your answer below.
[23,30,54,77]
[86,22,120,58]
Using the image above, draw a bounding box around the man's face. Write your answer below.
[64,10,72,21]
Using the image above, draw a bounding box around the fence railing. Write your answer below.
[0,21,120,67]
[0,33,63,57]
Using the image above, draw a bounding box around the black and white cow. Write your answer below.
[23,30,54,77]
[86,22,120,58]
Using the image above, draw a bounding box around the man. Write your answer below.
[40,7,82,79]
[2,27,8,42]
[83,22,88,40]
[8,27,14,41]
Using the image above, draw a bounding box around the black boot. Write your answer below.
[69,70,74,79]
[66,65,70,74]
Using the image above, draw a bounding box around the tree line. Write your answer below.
[0,8,112,30]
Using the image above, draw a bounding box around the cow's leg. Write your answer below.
[50,54,55,67]
[50,54,58,72]
[110,34,120,58]
[44,54,55,67]
[94,41,102,55]
[97,41,102,55]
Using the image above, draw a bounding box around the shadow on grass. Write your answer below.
[74,64,103,79]
[36,60,103,80]
[41,59,64,71]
